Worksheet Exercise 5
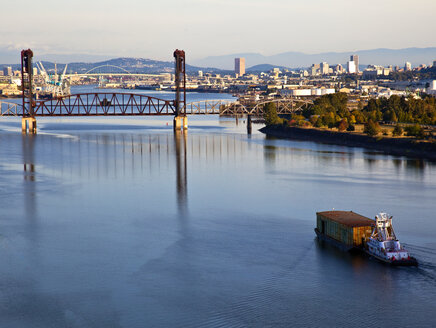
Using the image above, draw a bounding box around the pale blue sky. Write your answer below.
[1,0,435,61]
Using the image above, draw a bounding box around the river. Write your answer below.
[0,87,435,327]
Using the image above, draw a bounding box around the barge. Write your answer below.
[315,210,417,266]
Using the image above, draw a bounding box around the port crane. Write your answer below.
[35,61,70,98]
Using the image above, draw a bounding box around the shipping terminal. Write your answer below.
[315,210,418,266]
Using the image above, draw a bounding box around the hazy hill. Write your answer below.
[246,64,291,72]
[191,47,436,70]
[0,47,112,65]
[21,57,226,75]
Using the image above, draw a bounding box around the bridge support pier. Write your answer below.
[173,116,188,131]
[22,117,37,134]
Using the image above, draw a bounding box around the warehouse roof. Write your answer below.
[317,211,375,227]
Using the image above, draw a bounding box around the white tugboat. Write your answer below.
[366,213,417,266]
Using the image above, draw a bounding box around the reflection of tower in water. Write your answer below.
[22,134,36,182]
[174,130,188,216]
[21,134,38,248]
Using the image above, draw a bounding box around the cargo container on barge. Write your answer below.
[315,211,374,251]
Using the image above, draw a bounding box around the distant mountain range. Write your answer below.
[1,47,436,73]
[191,48,436,70]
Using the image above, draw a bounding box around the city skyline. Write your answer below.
[1,0,436,63]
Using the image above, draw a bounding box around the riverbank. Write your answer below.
[260,125,436,161]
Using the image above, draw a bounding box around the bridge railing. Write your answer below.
[0,100,21,116]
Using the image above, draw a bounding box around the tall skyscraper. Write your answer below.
[350,55,359,72]
[310,63,320,76]
[320,62,329,75]
[235,58,245,76]
[347,61,356,74]
[404,62,412,71]
[3,66,12,76]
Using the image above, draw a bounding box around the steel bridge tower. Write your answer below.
[173,49,187,130]
[17,49,189,132]
[21,49,37,133]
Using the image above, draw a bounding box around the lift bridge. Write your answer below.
[0,96,312,116]
[0,49,312,133]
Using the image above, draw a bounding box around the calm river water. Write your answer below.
[0,88,435,327]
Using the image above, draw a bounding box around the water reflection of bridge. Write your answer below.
[1,95,312,117]
[13,130,428,187]
[12,132,254,180]
[12,131,259,218]
[9,129,429,223]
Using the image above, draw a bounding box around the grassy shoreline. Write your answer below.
[260,125,436,161]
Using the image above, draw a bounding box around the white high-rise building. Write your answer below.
[404,62,412,71]
[320,62,329,75]
[350,55,359,73]
[427,80,436,96]
[347,61,356,74]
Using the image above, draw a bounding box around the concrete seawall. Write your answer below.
[260,125,436,161]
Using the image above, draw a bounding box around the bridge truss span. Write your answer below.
[186,99,235,115]
[2,95,313,117]
[219,97,314,116]
[0,101,21,116]
[32,93,176,116]
[252,98,313,115]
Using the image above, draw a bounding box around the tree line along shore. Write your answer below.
[260,93,436,160]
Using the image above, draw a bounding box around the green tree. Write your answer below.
[305,93,349,119]
[263,102,282,126]
[309,115,318,126]
[383,110,398,122]
[352,110,366,124]
[364,119,381,136]
[322,112,337,128]
[392,125,403,136]
[337,119,349,132]
[405,124,424,138]
[314,117,324,127]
